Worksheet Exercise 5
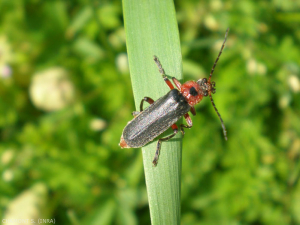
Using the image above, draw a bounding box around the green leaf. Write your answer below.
[122,0,182,224]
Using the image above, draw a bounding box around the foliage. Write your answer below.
[0,0,300,224]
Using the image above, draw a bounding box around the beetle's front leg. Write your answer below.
[171,77,182,90]
[180,113,193,137]
[152,124,178,166]
[153,56,176,90]
[131,97,155,117]
[190,106,196,116]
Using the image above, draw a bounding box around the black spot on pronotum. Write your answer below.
[189,87,198,96]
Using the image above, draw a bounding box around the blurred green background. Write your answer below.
[1,0,300,224]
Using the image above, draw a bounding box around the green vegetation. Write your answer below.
[123,0,182,224]
[1,0,300,224]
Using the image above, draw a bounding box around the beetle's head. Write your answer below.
[196,78,216,97]
[180,78,217,107]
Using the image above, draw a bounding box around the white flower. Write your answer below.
[29,67,75,111]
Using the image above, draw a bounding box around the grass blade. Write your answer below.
[122,0,182,224]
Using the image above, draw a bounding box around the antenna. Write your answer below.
[209,28,229,141]
[208,28,229,83]
[209,95,227,140]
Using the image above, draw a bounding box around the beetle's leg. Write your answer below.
[172,77,182,90]
[140,97,154,111]
[153,56,175,90]
[131,97,155,117]
[153,124,179,166]
[190,106,196,116]
[180,113,193,137]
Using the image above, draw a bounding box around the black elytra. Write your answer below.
[122,89,190,148]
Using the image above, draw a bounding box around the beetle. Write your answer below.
[120,29,229,166]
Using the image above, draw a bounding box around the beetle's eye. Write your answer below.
[189,87,198,96]
[196,78,208,87]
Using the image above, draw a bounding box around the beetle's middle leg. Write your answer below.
[153,124,178,166]
[180,113,193,137]
[132,97,155,117]
[140,97,154,111]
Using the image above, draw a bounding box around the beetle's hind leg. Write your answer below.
[180,113,193,137]
[152,114,193,165]
[152,124,178,166]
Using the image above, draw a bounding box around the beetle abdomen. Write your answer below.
[120,89,190,148]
